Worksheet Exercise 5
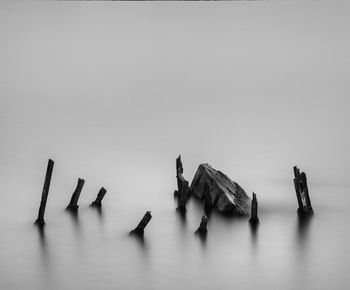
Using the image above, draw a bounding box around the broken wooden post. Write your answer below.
[66,178,85,211]
[35,159,54,226]
[177,177,189,212]
[196,215,208,233]
[130,211,152,235]
[174,155,184,197]
[176,154,183,174]
[90,187,107,207]
[174,155,190,210]
[293,166,314,216]
[249,192,259,225]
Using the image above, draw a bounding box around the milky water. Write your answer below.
[1,1,350,290]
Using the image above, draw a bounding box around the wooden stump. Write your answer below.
[90,187,107,207]
[66,178,85,211]
[130,211,152,235]
[35,159,54,226]
[196,215,208,233]
[293,166,314,216]
[249,192,259,225]
[177,174,189,212]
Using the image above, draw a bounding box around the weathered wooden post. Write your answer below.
[66,178,85,211]
[35,159,54,226]
[249,192,259,225]
[293,166,314,216]
[176,154,183,174]
[174,155,184,197]
[90,187,107,207]
[130,211,152,235]
[174,155,190,210]
[177,177,189,212]
[196,215,208,233]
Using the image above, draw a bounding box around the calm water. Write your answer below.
[1,1,350,289]
[0,160,349,290]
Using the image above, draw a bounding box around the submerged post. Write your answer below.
[90,187,107,207]
[176,154,183,174]
[177,177,189,212]
[130,211,152,235]
[196,215,208,233]
[293,166,313,216]
[174,155,190,210]
[66,178,85,211]
[35,159,54,226]
[174,154,184,197]
[249,192,259,225]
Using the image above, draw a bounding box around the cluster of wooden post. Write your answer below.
[173,157,315,234]
[34,159,107,227]
[35,159,152,235]
[35,158,314,238]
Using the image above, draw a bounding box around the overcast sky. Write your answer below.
[1,1,349,194]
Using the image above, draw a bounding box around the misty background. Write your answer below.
[0,1,349,290]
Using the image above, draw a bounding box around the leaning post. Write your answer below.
[130,211,152,235]
[35,159,54,226]
[66,178,85,211]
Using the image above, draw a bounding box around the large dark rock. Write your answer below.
[190,164,250,215]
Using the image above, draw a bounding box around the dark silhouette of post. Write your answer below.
[174,155,184,197]
[293,166,313,216]
[177,177,189,212]
[249,192,259,225]
[130,211,152,235]
[176,154,183,174]
[66,178,85,211]
[174,155,190,211]
[35,159,54,226]
[90,187,107,207]
[196,215,208,233]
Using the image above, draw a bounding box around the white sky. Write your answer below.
[1,1,349,192]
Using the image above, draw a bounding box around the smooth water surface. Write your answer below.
[1,1,350,289]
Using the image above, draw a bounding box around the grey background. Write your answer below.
[0,1,349,290]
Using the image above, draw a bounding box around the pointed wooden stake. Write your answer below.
[35,159,54,226]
